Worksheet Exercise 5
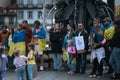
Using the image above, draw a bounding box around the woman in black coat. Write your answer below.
[50,23,62,71]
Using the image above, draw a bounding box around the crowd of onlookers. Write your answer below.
[0,17,120,80]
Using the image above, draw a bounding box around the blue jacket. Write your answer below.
[12,30,26,43]
[62,35,76,50]
[32,27,46,39]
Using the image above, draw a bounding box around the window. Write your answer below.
[9,17,14,25]
[17,11,23,19]
[17,0,23,4]
[28,0,33,4]
[28,11,33,19]
[37,0,44,4]
[38,11,42,19]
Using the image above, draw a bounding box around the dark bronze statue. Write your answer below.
[55,0,114,30]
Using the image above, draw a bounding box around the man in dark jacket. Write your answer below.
[75,22,88,74]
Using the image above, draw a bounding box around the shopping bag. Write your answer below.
[62,51,69,62]
[75,36,85,53]
[33,64,37,78]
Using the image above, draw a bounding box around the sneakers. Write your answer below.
[68,71,74,75]
[89,72,96,78]
[96,73,102,78]
[39,66,44,71]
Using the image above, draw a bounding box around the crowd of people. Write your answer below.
[0,17,120,80]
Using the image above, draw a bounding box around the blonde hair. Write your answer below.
[13,48,21,57]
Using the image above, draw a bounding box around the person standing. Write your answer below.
[0,43,8,80]
[75,22,88,74]
[109,20,120,79]
[13,48,28,80]
[89,18,105,78]
[0,25,9,46]
[102,17,115,74]
[22,20,32,56]
[67,39,76,75]
[27,43,36,80]
[12,24,26,56]
[32,20,46,71]
[50,23,62,71]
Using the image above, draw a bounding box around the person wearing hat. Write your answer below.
[109,20,120,79]
[102,17,115,74]
[12,24,26,56]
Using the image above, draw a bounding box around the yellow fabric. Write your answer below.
[27,50,36,65]
[38,39,46,51]
[104,26,115,40]
[62,51,69,62]
[15,42,26,56]
[31,38,46,51]
[8,41,15,57]
[71,58,76,64]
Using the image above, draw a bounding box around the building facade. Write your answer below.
[17,0,54,26]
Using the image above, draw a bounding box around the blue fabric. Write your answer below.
[53,53,62,70]
[109,47,120,73]
[67,53,75,71]
[16,66,26,80]
[27,64,35,80]
[32,27,46,39]
[0,54,8,71]
[105,22,114,30]
[12,30,26,43]
[1,71,6,80]
[94,33,103,43]
[62,36,76,49]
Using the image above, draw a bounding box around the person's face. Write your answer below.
[103,21,109,27]
[17,25,22,31]
[67,42,72,47]
[55,24,60,31]
[93,20,100,28]
[78,23,83,31]
[28,46,31,51]
[22,22,26,27]
[67,24,72,31]
[34,23,39,28]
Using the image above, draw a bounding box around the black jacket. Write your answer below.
[110,31,120,48]
[50,32,62,53]
[75,29,88,51]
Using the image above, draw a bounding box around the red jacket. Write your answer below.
[23,26,32,44]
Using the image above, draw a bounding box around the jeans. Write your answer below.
[16,66,26,80]
[0,71,6,80]
[109,47,120,73]
[76,53,86,73]
[67,53,75,71]
[27,64,35,80]
[53,54,62,70]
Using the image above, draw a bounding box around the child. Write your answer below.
[67,39,76,75]
[0,43,8,80]
[13,48,28,80]
[27,43,36,80]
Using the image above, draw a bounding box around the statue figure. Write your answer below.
[55,0,114,30]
